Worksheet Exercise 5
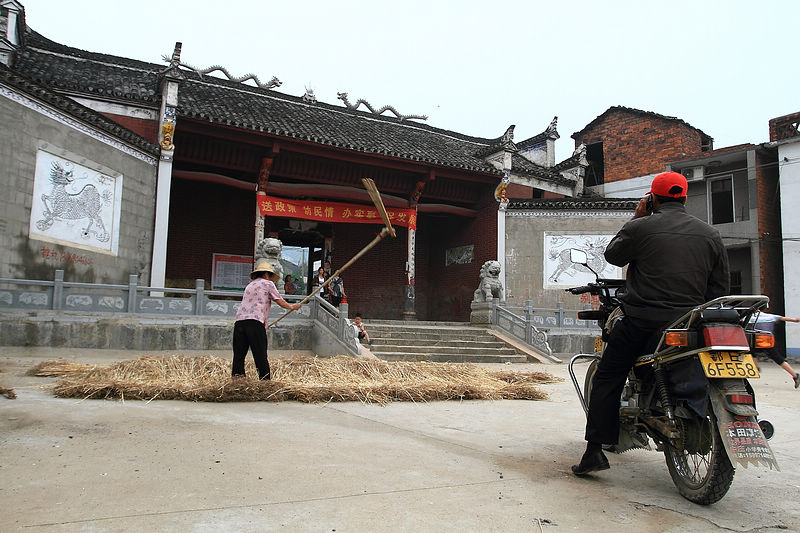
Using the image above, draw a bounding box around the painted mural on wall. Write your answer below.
[445,244,474,266]
[543,233,622,288]
[29,150,122,255]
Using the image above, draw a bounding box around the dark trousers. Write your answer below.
[232,319,270,380]
[585,315,664,444]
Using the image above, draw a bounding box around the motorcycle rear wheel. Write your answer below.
[663,406,734,505]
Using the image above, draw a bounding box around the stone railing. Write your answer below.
[0,269,361,355]
[490,299,600,361]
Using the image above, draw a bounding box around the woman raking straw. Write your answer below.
[232,259,302,380]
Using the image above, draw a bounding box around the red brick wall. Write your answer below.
[506,183,533,199]
[328,222,408,320]
[165,178,499,321]
[574,110,707,182]
[769,111,800,142]
[100,113,159,144]
[328,200,498,322]
[541,190,565,199]
[166,179,256,283]
[423,201,498,322]
[755,150,784,313]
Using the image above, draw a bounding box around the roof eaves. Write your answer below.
[0,63,159,156]
[506,197,638,210]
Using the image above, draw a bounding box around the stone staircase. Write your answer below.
[364,320,528,363]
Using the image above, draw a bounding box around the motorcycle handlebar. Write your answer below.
[566,285,593,295]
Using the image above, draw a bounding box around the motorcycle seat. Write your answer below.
[698,308,740,324]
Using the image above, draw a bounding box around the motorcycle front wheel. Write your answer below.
[663,405,734,505]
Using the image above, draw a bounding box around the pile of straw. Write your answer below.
[27,355,560,405]
[0,387,15,399]
[0,362,16,399]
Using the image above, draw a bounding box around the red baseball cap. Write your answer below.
[649,171,688,198]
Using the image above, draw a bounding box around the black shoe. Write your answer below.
[571,449,610,476]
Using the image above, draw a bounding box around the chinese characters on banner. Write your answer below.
[257,193,417,230]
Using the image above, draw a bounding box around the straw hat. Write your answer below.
[250,259,275,279]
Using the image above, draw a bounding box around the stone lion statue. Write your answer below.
[473,260,503,302]
[255,237,284,292]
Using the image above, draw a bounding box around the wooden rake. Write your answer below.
[268,178,396,327]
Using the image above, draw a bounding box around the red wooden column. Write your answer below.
[403,175,428,320]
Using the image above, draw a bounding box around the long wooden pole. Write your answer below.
[268,178,395,328]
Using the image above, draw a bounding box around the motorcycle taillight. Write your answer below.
[727,394,754,405]
[753,333,775,349]
[702,325,749,349]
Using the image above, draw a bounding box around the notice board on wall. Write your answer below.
[211,254,253,290]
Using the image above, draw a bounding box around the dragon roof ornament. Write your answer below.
[337,92,427,122]
[160,54,282,90]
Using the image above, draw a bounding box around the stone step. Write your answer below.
[372,344,518,356]
[369,332,496,342]
[373,351,528,363]
[371,338,507,349]
[360,320,528,364]
[366,320,471,327]
[367,323,488,333]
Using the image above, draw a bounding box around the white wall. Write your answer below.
[779,140,800,356]
[587,173,658,199]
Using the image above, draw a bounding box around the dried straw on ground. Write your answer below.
[27,355,561,405]
[0,386,16,399]
[0,362,15,399]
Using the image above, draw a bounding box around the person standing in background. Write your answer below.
[749,310,800,388]
[312,267,329,301]
[329,274,345,307]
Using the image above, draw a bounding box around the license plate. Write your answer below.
[594,337,603,353]
[699,351,759,378]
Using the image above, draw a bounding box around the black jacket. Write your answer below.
[605,202,730,323]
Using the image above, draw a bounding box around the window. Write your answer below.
[584,142,604,187]
[709,176,734,224]
[729,271,742,295]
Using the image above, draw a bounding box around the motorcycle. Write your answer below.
[565,249,779,505]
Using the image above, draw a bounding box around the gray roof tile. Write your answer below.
[14,28,571,186]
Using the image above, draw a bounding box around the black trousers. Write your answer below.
[585,315,664,444]
[232,319,270,380]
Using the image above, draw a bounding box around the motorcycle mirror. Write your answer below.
[569,248,588,265]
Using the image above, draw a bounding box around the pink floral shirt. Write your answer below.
[235,278,282,325]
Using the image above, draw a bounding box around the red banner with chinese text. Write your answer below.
[257,193,417,230]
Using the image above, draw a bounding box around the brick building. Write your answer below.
[571,105,712,190]
[570,104,785,318]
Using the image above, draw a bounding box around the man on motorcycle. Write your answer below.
[572,171,730,475]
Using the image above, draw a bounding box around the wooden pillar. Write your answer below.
[254,156,274,258]
[403,224,417,321]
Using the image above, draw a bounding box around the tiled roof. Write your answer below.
[0,62,159,155]
[572,105,713,144]
[13,28,575,187]
[15,30,161,103]
[507,197,638,211]
[510,154,575,186]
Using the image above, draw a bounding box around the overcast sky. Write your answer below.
[18,0,799,162]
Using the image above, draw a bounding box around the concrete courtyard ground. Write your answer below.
[1,347,798,532]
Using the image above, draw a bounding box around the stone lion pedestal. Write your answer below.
[469,260,503,325]
[470,300,495,325]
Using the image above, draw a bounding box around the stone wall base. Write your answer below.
[0,312,312,351]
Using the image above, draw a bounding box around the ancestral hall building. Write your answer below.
[0,1,587,321]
